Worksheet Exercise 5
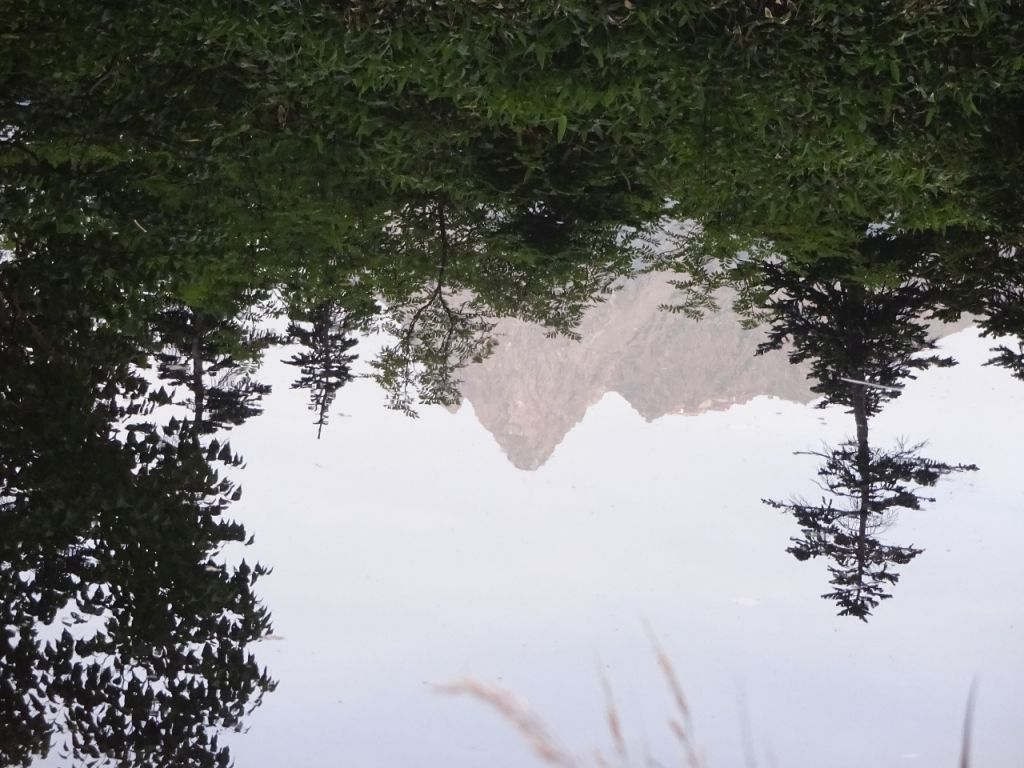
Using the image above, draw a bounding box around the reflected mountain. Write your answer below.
[3,2,1024,761]
[452,272,817,470]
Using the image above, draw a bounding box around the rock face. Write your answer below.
[452,273,817,470]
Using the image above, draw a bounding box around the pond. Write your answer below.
[224,314,1023,768]
[2,3,1023,766]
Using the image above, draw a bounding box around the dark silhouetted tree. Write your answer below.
[1,242,274,767]
[755,233,957,416]
[152,303,275,435]
[932,235,1024,381]
[765,438,976,619]
[754,235,976,617]
[285,301,363,438]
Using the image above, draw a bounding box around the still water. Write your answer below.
[221,315,1023,768]
[4,3,1024,766]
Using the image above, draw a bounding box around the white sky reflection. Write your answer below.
[224,326,1023,768]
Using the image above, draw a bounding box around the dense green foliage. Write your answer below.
[6,0,1024,290]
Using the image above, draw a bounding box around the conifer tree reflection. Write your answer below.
[152,302,276,434]
[285,299,371,437]
[977,242,1024,379]
[934,233,1024,381]
[755,234,977,618]
[764,438,975,619]
[1,256,274,766]
[754,233,959,407]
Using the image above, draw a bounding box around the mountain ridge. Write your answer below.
[451,274,817,470]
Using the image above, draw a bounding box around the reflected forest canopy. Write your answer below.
[3,0,1024,762]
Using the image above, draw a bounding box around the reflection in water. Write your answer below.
[3,1,1024,763]
[0,276,274,765]
[765,439,975,619]
[750,235,982,617]
[153,303,276,434]
[284,300,366,438]
[450,273,818,470]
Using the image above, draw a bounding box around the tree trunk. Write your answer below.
[852,382,871,595]
[191,311,206,430]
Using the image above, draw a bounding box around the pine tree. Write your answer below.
[755,232,956,415]
[284,302,360,438]
[151,303,274,436]
[1,255,274,767]
[765,439,975,619]
[755,233,976,618]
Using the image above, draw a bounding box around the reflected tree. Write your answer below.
[753,233,978,618]
[754,232,958,412]
[765,437,976,619]
[0,416,276,767]
[366,193,655,414]
[369,199,501,414]
[152,303,276,435]
[285,298,373,437]
[933,234,1024,381]
[1,242,274,766]
[0,423,275,766]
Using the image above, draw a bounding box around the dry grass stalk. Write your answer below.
[599,665,628,762]
[644,625,691,725]
[959,680,977,768]
[440,656,983,768]
[438,629,709,768]
[644,624,703,768]
[434,679,576,767]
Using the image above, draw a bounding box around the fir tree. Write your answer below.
[765,440,976,619]
[1,250,274,767]
[284,302,361,438]
[755,234,976,618]
[755,232,957,415]
[151,303,275,436]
